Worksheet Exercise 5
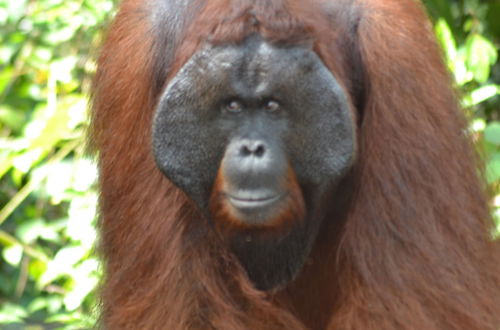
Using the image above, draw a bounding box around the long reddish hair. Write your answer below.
[91,0,500,329]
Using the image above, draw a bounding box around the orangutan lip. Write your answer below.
[226,193,285,209]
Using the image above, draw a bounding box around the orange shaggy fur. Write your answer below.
[91,0,500,329]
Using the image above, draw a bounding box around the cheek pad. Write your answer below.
[152,50,228,207]
[152,37,356,210]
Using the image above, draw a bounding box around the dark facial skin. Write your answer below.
[153,36,356,290]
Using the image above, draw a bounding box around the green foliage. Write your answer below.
[0,0,115,327]
[0,0,498,328]
[428,0,500,235]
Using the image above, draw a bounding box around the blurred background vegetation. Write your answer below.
[0,0,499,328]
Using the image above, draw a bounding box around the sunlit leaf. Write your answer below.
[64,95,88,129]
[44,26,79,44]
[51,57,78,83]
[43,161,74,204]
[3,244,23,266]
[0,105,25,131]
[64,259,99,310]
[16,218,48,243]
[0,8,7,25]
[435,19,457,64]
[1,0,27,22]
[67,194,97,247]
[12,148,44,173]
[71,158,97,191]
[0,303,28,323]
[38,245,88,288]
[12,95,73,173]
[463,85,500,107]
[28,258,48,281]
[470,118,486,132]
[434,19,474,86]
[28,295,64,315]
[29,46,53,68]
[465,34,498,83]
[0,67,14,94]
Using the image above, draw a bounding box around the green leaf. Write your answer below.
[38,245,88,288]
[0,66,13,94]
[463,84,500,107]
[2,0,28,22]
[0,105,25,131]
[2,244,23,266]
[484,122,500,145]
[487,158,500,184]
[435,19,457,62]
[465,34,498,83]
[470,118,486,132]
[64,259,99,311]
[67,194,97,247]
[16,218,48,243]
[0,303,28,323]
